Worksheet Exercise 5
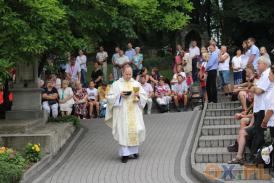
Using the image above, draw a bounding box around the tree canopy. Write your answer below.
[0,0,193,64]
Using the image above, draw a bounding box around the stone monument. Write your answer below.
[1,60,47,133]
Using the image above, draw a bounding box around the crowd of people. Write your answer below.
[0,35,273,166]
[39,38,273,121]
[38,37,274,165]
[227,58,273,166]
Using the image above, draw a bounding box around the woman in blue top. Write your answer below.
[132,47,143,78]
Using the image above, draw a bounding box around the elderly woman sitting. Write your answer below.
[73,81,88,119]
[58,80,74,116]
[42,80,59,118]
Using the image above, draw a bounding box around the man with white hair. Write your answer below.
[245,56,271,164]
[105,65,147,163]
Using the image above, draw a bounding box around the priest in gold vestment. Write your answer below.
[105,65,147,163]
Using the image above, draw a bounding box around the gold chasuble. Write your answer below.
[123,80,138,145]
[105,78,147,147]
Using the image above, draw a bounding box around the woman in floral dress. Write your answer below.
[73,81,88,119]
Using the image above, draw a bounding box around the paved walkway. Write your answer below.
[37,112,199,183]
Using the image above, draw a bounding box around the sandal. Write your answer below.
[228,157,244,165]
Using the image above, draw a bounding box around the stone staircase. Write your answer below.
[191,92,273,182]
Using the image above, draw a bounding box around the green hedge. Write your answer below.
[143,55,173,70]
[0,161,23,183]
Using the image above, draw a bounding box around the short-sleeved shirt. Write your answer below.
[155,84,171,96]
[125,49,136,61]
[116,55,129,66]
[112,53,119,63]
[96,51,108,62]
[76,55,87,71]
[141,83,153,97]
[218,53,230,71]
[87,88,98,100]
[42,87,58,104]
[172,81,188,94]
[232,56,242,72]
[91,69,103,86]
[133,54,143,70]
[264,83,274,127]
[189,46,200,59]
[65,63,81,82]
[248,45,260,70]
[253,68,271,113]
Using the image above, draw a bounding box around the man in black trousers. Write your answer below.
[206,44,219,103]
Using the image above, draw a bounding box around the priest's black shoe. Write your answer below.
[121,156,128,163]
[133,153,139,159]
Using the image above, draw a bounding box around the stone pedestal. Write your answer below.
[6,88,45,120]
[1,60,47,133]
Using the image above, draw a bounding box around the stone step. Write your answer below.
[217,94,232,101]
[207,102,240,109]
[203,116,239,126]
[199,135,237,148]
[218,97,232,102]
[0,118,46,134]
[194,163,273,181]
[205,108,241,117]
[195,147,249,163]
[0,123,75,155]
[201,125,239,136]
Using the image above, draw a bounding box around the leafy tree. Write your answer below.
[0,0,193,69]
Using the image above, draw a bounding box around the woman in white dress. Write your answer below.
[58,80,74,116]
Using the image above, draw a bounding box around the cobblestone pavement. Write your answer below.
[39,112,198,183]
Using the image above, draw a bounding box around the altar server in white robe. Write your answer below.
[105,65,147,163]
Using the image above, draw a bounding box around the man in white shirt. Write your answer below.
[261,66,274,147]
[96,46,108,81]
[76,50,87,87]
[65,55,81,86]
[245,56,271,164]
[189,41,200,82]
[140,75,153,114]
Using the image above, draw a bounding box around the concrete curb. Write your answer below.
[176,107,202,183]
[21,126,86,183]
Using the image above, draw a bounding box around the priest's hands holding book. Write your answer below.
[120,91,132,98]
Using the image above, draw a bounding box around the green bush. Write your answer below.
[48,115,80,127]
[0,148,26,169]
[0,147,27,183]
[0,161,23,183]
